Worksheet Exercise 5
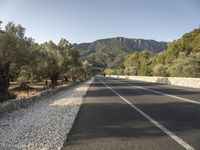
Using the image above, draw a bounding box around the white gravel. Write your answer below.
[0,78,94,150]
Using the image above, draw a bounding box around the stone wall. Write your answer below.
[106,75,200,88]
[0,83,78,116]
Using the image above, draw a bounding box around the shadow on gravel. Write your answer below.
[62,79,200,149]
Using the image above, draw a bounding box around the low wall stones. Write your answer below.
[0,83,78,116]
[106,75,200,89]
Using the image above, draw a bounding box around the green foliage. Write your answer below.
[103,68,115,75]
[0,21,84,100]
[124,50,151,76]
[37,40,82,87]
[28,38,83,87]
[103,27,200,78]
[82,60,92,78]
[168,53,200,77]
[0,22,33,100]
[75,37,167,68]
[124,66,136,75]
[44,41,64,75]
[152,28,200,77]
[67,46,82,81]
[153,64,168,76]
[17,68,31,84]
[115,67,124,75]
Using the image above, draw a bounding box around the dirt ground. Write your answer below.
[9,80,69,98]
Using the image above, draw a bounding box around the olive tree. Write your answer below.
[82,60,92,78]
[41,41,64,88]
[0,22,31,101]
[67,46,82,81]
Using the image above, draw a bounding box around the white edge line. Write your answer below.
[98,78,195,150]
[134,85,200,105]
[112,79,200,105]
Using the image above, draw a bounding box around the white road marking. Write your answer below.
[98,78,195,150]
[111,79,200,105]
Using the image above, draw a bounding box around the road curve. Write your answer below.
[62,76,200,150]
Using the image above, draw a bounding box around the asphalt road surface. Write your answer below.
[62,76,200,150]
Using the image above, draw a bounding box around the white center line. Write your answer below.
[111,79,200,105]
[98,78,195,150]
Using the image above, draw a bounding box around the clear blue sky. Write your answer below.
[0,0,199,44]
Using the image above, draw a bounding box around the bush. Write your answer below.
[124,67,137,75]
[153,64,168,76]
[104,68,115,75]
[168,53,200,77]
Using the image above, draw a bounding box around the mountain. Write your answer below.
[74,37,167,67]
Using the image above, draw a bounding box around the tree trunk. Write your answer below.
[64,76,69,82]
[72,76,76,82]
[19,82,29,96]
[0,63,10,101]
[45,77,48,88]
[50,72,59,88]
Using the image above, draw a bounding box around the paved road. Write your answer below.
[62,77,200,150]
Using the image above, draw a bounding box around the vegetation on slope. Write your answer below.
[74,37,167,68]
[104,28,200,77]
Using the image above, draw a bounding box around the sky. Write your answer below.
[0,0,200,44]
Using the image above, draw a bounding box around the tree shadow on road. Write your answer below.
[62,82,200,149]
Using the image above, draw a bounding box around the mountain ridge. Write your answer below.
[74,37,168,67]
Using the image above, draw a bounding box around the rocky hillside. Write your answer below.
[74,37,167,67]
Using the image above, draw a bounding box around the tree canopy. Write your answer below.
[0,21,92,101]
[103,27,200,78]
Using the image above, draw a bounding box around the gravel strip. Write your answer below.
[0,78,94,150]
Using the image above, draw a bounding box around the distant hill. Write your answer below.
[74,37,167,67]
